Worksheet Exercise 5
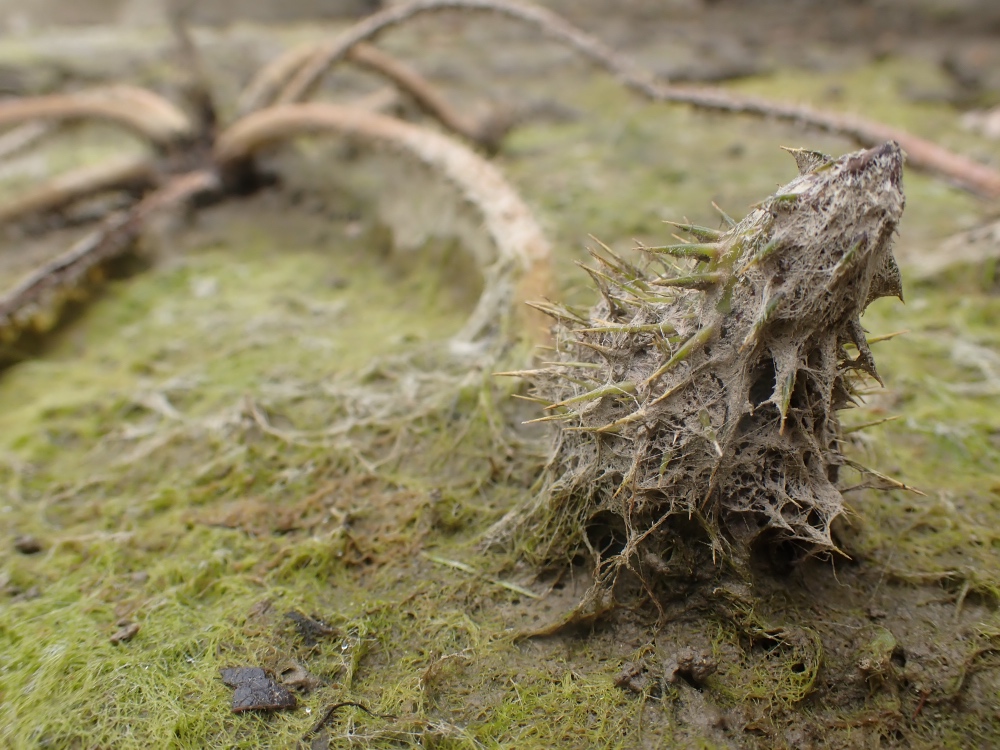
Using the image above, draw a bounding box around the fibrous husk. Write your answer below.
[488,141,907,594]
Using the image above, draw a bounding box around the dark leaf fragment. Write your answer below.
[110,622,140,644]
[220,666,298,713]
[286,610,335,647]
[13,535,42,554]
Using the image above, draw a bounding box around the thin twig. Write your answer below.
[215,102,553,343]
[254,0,1000,198]
[423,553,541,598]
[304,701,394,741]
[0,87,194,148]
[0,154,155,227]
[651,85,1000,199]
[0,122,57,162]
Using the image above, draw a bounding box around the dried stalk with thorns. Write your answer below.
[489,143,916,613]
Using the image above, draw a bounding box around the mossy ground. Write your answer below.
[1,16,999,749]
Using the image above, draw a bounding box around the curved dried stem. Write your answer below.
[239,41,505,150]
[0,170,219,343]
[0,155,155,227]
[653,86,1000,200]
[271,0,655,108]
[348,43,508,151]
[238,43,321,116]
[254,0,1000,199]
[0,87,194,148]
[215,102,552,344]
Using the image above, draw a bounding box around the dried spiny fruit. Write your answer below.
[492,141,906,582]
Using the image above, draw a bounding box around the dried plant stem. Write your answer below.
[489,142,909,587]
[347,43,497,149]
[240,41,496,148]
[215,102,552,342]
[0,93,399,231]
[652,86,1000,200]
[260,0,1000,199]
[238,42,317,115]
[0,87,194,148]
[0,170,219,340]
[0,155,155,227]
[271,0,654,108]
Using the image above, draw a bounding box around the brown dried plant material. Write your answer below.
[240,41,507,151]
[285,610,335,647]
[0,155,155,228]
[0,87,193,148]
[109,622,140,645]
[490,142,910,597]
[220,667,298,713]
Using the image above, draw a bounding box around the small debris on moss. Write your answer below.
[247,598,273,619]
[614,661,651,693]
[278,660,322,692]
[664,648,717,689]
[110,622,141,645]
[13,534,42,554]
[219,667,298,713]
[286,610,335,647]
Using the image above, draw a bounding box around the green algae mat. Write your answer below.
[1,32,1000,750]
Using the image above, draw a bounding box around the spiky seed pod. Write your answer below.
[491,142,907,580]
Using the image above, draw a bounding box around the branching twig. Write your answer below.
[254,0,1000,199]
[0,87,194,148]
[0,155,155,227]
[215,102,552,342]
[237,41,317,116]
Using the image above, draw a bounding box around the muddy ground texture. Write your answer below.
[1,1,1000,748]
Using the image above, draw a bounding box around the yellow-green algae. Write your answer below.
[1,46,999,749]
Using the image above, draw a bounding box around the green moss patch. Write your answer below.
[1,45,999,748]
